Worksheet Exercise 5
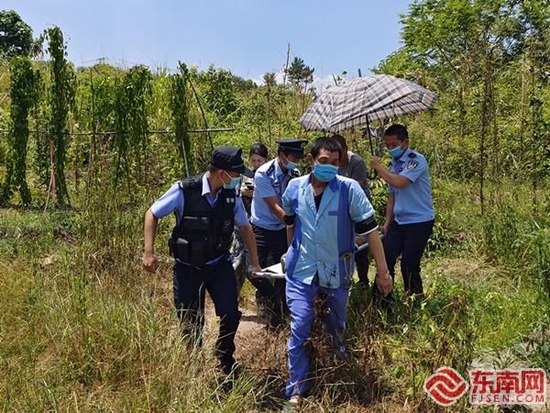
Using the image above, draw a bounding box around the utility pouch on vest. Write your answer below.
[169,237,190,262]
[213,219,234,236]
[183,216,210,232]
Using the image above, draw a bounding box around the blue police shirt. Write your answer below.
[388,148,434,224]
[151,173,248,227]
[250,158,299,231]
[282,175,376,289]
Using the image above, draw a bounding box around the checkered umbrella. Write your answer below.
[300,75,438,132]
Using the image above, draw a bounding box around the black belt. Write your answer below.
[176,254,230,271]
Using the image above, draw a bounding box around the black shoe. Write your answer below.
[220,361,242,378]
[356,280,369,290]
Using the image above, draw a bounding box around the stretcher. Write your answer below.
[251,236,379,280]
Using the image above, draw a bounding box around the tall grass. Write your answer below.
[1,177,549,411]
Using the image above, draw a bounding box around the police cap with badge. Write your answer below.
[210,146,246,174]
[276,138,308,158]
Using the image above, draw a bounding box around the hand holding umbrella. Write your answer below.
[369,155,384,172]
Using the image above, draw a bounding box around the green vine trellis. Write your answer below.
[46,26,76,207]
[2,56,40,205]
[171,62,193,176]
[113,65,152,188]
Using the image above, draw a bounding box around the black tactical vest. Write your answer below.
[169,173,235,267]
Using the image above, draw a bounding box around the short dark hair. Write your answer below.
[331,134,347,149]
[310,136,342,159]
[249,143,268,159]
[384,124,409,142]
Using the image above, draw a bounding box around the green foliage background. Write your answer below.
[0,2,549,411]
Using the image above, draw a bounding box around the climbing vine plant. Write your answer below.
[2,56,40,205]
[170,62,193,176]
[113,65,152,187]
[45,26,76,207]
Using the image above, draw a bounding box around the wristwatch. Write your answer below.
[377,270,391,280]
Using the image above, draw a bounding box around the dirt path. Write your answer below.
[202,295,272,355]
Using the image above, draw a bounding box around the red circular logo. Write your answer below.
[424,367,469,406]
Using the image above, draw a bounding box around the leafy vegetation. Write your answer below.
[0,10,33,58]
[0,1,549,411]
[44,26,76,207]
[1,56,40,205]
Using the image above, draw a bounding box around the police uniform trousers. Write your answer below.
[246,223,288,328]
[285,275,348,398]
[383,219,434,295]
[354,246,370,287]
[173,258,241,372]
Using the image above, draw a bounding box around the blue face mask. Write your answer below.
[286,161,298,171]
[388,145,404,158]
[283,154,299,171]
[223,172,242,189]
[313,163,338,182]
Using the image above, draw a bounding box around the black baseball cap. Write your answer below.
[211,146,245,174]
[276,138,308,158]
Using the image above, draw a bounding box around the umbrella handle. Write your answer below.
[367,130,377,179]
[363,119,378,180]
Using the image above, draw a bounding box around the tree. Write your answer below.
[0,10,33,58]
[286,57,314,93]
[376,0,549,211]
[263,72,276,88]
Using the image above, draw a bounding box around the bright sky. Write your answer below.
[8,0,412,84]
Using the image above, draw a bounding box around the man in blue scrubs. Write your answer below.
[282,136,392,405]
[142,146,261,375]
[370,124,435,298]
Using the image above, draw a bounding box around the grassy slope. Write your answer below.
[0,179,549,412]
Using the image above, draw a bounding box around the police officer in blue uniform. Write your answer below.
[370,124,435,298]
[143,146,261,375]
[248,138,307,329]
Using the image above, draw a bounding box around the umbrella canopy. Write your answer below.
[300,74,438,132]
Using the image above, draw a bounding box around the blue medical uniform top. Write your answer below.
[388,148,435,225]
[282,175,376,289]
[151,173,248,227]
[250,158,299,231]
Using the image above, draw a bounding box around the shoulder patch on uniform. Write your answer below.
[406,160,419,170]
[408,152,417,158]
[266,162,275,175]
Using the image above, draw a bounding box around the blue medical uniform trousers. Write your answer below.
[285,275,348,398]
